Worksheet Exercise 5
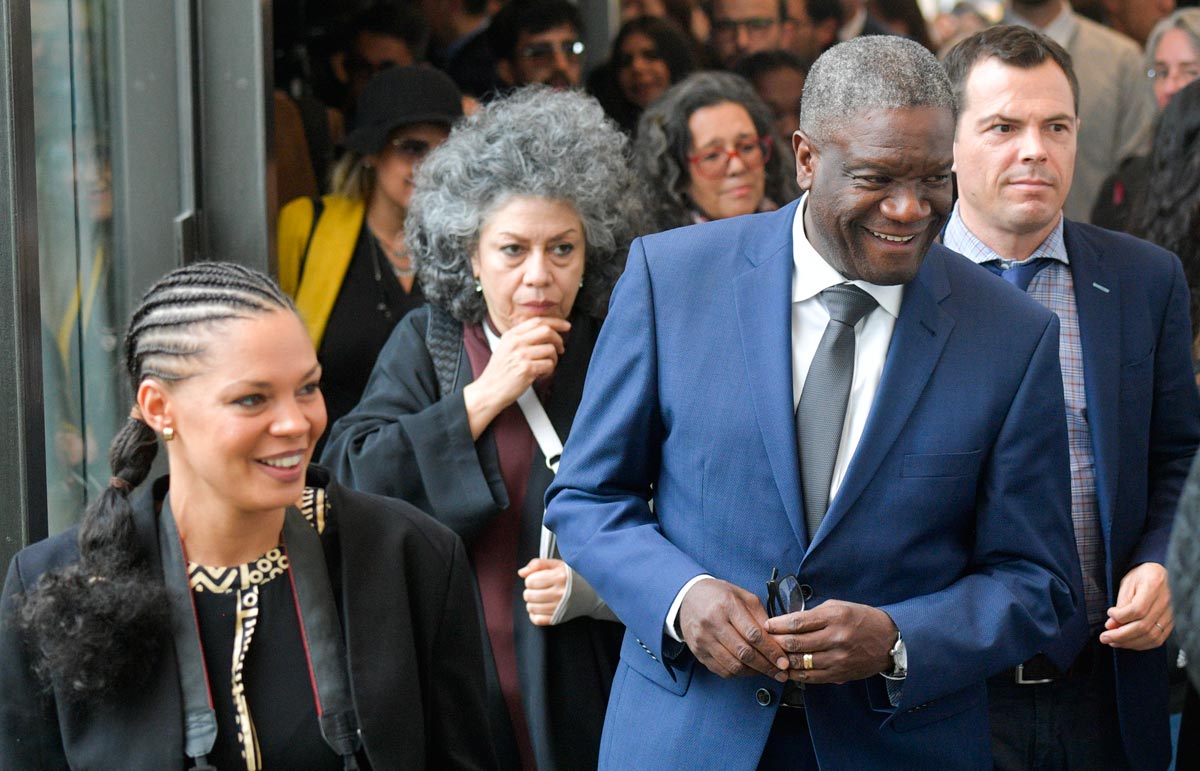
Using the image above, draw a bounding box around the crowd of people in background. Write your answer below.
[7,0,1200,769]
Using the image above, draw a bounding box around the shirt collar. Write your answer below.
[791,193,904,318]
[943,202,1069,267]
[1006,1,1076,47]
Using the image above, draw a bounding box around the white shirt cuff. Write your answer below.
[664,575,715,642]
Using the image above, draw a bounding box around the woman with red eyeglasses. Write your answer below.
[278,66,463,441]
[632,71,799,233]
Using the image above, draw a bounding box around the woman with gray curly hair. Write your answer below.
[634,70,798,233]
[322,86,644,771]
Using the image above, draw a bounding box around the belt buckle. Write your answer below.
[1014,662,1053,685]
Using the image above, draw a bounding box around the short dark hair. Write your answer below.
[798,0,844,27]
[709,0,788,22]
[347,3,431,63]
[943,25,1080,117]
[488,0,584,62]
[735,49,811,82]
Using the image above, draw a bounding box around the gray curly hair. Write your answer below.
[633,71,798,233]
[407,86,648,324]
[801,36,955,144]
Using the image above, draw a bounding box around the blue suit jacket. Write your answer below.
[1043,221,1200,770]
[545,201,1084,770]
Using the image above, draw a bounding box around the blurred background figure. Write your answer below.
[591,15,699,134]
[736,49,809,148]
[278,66,462,441]
[423,0,500,97]
[1128,79,1200,364]
[621,0,712,50]
[837,0,893,39]
[867,0,937,49]
[933,2,993,55]
[330,3,431,119]
[1170,450,1200,769]
[322,87,647,771]
[634,71,798,232]
[490,0,587,91]
[709,0,788,69]
[1092,9,1200,231]
[1099,0,1176,48]
[784,0,845,60]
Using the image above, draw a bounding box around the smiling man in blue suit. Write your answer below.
[943,26,1200,771]
[545,36,1083,769]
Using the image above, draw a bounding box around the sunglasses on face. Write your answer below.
[386,137,434,160]
[518,40,585,62]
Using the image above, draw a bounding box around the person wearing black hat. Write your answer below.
[279,66,463,441]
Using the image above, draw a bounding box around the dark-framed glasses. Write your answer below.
[712,17,779,39]
[387,137,435,161]
[687,136,772,179]
[519,40,585,62]
[766,568,806,617]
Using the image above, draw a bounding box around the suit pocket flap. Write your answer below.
[888,682,985,732]
[622,633,695,696]
[901,450,982,478]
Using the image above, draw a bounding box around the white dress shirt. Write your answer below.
[666,196,904,641]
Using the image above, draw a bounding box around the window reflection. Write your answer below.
[32,0,124,533]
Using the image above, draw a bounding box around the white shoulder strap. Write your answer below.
[482,323,564,471]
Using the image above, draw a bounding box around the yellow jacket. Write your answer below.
[277,194,366,348]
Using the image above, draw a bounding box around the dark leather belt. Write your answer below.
[1009,640,1103,685]
[780,681,806,708]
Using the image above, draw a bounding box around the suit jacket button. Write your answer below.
[799,584,813,601]
[756,688,773,706]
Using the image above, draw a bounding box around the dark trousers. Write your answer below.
[988,642,1130,771]
[756,706,819,771]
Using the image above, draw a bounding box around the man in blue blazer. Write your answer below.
[942,26,1200,771]
[545,37,1083,770]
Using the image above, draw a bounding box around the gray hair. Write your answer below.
[1146,9,1200,75]
[800,36,955,144]
[633,71,798,232]
[407,86,647,323]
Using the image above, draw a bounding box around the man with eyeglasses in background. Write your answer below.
[710,0,789,69]
[489,0,586,92]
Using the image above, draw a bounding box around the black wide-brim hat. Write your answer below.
[343,65,464,155]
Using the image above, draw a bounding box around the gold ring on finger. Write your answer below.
[1155,622,1165,632]
[803,653,814,671]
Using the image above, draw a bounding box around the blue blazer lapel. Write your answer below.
[806,246,956,554]
[734,202,807,548]
[1064,221,1118,539]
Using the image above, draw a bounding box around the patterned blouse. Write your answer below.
[187,488,344,771]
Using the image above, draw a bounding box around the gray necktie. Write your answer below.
[797,284,878,541]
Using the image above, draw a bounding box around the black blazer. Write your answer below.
[0,468,497,770]
[322,306,623,771]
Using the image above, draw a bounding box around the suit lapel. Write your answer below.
[734,205,807,548]
[1065,222,1119,539]
[806,247,955,554]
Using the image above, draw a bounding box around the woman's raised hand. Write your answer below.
[462,317,570,439]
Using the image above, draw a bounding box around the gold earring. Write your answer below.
[162,426,175,441]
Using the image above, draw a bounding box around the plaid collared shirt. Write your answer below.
[945,207,1107,626]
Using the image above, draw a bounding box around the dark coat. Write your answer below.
[0,468,496,771]
[322,305,623,771]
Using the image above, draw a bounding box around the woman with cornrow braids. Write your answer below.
[0,262,495,770]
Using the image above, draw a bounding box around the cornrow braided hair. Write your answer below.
[17,261,295,701]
